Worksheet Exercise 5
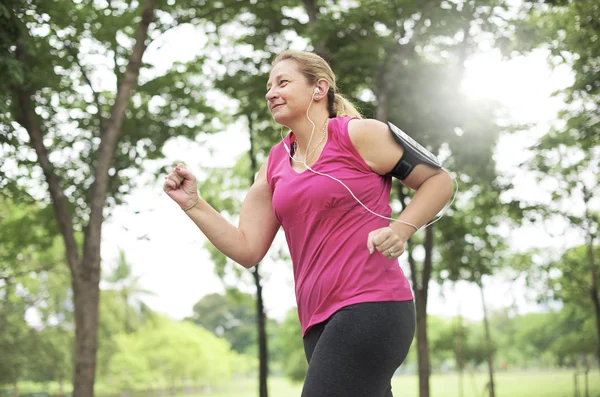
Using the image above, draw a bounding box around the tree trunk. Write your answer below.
[300,0,329,60]
[414,285,431,397]
[418,226,434,397]
[478,277,496,397]
[399,186,433,397]
[586,234,600,367]
[301,0,318,23]
[72,269,101,397]
[252,265,269,397]
[247,117,268,397]
[375,50,401,122]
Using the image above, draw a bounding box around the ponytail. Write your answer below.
[331,92,363,119]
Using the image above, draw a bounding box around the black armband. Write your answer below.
[387,122,442,180]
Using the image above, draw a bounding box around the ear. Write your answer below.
[314,79,330,100]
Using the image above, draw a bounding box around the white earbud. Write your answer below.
[314,88,320,99]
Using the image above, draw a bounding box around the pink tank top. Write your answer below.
[266,116,414,336]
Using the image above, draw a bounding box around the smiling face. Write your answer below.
[265,59,315,126]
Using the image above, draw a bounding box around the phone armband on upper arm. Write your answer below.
[387,122,442,180]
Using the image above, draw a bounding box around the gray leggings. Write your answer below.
[301,300,415,397]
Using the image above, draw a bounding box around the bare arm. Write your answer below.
[348,118,454,241]
[166,160,280,268]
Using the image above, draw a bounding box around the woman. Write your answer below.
[164,50,454,397]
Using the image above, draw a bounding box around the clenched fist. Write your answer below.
[163,163,200,211]
[367,226,406,259]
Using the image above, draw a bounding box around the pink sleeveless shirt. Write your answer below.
[266,116,414,336]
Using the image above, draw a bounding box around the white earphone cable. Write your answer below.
[303,161,458,231]
[280,89,459,232]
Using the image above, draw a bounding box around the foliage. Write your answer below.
[1,0,599,394]
[504,0,600,368]
[270,309,307,383]
[0,219,72,386]
[103,316,240,390]
[186,290,257,355]
[0,197,60,282]
[102,249,156,333]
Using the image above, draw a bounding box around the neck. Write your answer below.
[288,108,330,153]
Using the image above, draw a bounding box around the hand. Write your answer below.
[163,163,200,210]
[366,226,406,259]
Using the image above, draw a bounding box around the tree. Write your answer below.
[526,97,600,367]
[0,0,257,395]
[34,326,74,396]
[546,244,600,365]
[0,282,38,393]
[273,308,308,383]
[0,197,59,282]
[509,0,600,366]
[103,249,156,333]
[27,241,75,392]
[187,290,257,355]
[2,1,159,394]
[430,315,493,371]
[95,277,156,382]
[510,247,600,367]
[0,204,72,392]
[106,316,241,391]
[435,181,519,397]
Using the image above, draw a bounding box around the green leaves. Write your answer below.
[1,0,241,226]
[0,197,61,282]
[101,315,243,390]
[186,290,258,354]
[517,0,599,171]
[0,202,72,385]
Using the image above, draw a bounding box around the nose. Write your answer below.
[265,89,278,102]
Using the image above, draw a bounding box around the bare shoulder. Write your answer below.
[347,118,389,144]
[252,157,270,187]
[347,118,404,175]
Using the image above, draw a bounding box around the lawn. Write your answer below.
[6,370,598,397]
[199,370,599,397]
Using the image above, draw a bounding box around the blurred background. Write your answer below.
[1,0,599,396]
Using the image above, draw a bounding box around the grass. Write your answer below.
[6,370,599,397]
[197,370,600,397]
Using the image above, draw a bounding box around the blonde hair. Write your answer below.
[273,50,363,119]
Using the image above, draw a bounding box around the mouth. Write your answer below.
[271,104,284,111]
